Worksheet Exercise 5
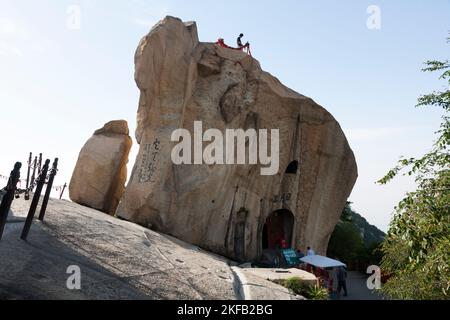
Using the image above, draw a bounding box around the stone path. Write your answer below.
[330,271,384,300]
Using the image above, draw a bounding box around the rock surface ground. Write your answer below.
[0,197,298,300]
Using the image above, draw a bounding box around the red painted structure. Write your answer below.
[262,209,294,249]
[216,38,252,56]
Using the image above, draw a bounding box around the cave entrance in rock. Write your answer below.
[262,209,295,250]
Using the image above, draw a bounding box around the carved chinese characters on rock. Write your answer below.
[138,138,161,183]
[272,193,291,203]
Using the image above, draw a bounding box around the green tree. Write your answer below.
[378,39,450,299]
[341,201,353,222]
[327,202,384,271]
[327,220,364,265]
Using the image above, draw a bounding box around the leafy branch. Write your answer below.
[378,37,450,299]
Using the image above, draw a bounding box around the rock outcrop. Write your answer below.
[70,120,132,215]
[117,16,357,262]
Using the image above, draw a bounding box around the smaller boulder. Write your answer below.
[69,120,132,215]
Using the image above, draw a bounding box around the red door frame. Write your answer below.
[264,210,294,249]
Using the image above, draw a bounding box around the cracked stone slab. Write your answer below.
[232,267,306,300]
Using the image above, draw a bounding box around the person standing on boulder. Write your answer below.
[237,33,244,48]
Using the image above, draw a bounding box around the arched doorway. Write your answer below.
[262,209,295,250]
[285,160,298,174]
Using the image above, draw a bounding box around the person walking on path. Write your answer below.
[337,266,348,297]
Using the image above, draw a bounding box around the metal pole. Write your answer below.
[0,162,22,241]
[59,183,67,200]
[25,153,32,200]
[29,156,37,191]
[25,152,32,190]
[37,153,42,174]
[21,159,49,241]
[38,158,58,221]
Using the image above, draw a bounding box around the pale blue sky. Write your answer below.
[1,0,449,231]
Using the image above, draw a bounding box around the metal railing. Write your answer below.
[0,153,64,241]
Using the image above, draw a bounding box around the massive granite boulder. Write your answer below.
[70,120,132,215]
[117,16,357,262]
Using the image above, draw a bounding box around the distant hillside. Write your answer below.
[349,210,385,246]
[327,202,385,268]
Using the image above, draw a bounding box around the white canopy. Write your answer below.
[300,255,346,269]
